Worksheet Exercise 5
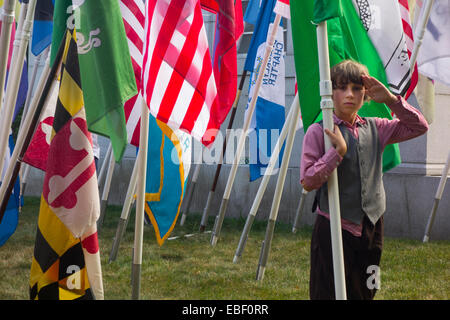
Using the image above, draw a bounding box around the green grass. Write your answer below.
[0,196,449,300]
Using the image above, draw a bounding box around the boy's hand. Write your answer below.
[324,125,347,157]
[361,75,398,105]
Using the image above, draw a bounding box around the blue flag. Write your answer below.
[30,0,54,56]
[144,115,191,246]
[243,0,261,25]
[244,0,286,181]
[0,135,20,247]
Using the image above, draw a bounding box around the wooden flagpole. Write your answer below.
[233,93,298,263]
[0,0,16,115]
[0,0,35,177]
[211,13,282,246]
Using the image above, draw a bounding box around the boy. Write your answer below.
[300,60,428,299]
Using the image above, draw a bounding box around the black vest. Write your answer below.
[314,118,385,225]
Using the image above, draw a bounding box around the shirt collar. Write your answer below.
[333,113,366,127]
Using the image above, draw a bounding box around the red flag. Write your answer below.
[200,0,219,13]
[212,0,244,125]
[142,0,221,146]
[23,81,59,171]
[120,0,146,147]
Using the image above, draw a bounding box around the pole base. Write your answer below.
[256,265,265,281]
[211,235,218,246]
[131,263,141,300]
[179,213,187,226]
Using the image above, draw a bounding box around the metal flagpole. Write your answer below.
[211,13,282,246]
[292,188,309,233]
[316,21,346,300]
[0,0,36,177]
[423,150,450,243]
[410,0,435,72]
[179,163,200,226]
[0,30,65,222]
[131,98,149,300]
[97,150,116,231]
[109,156,139,263]
[255,94,300,281]
[233,93,298,263]
[0,0,16,114]
[200,70,248,232]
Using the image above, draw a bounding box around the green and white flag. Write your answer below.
[51,0,137,162]
[291,0,401,172]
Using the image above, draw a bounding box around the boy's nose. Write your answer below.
[345,87,354,97]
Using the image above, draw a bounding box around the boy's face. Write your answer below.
[332,82,365,121]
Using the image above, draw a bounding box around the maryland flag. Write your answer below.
[29,30,103,300]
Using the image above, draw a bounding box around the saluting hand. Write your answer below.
[361,75,398,105]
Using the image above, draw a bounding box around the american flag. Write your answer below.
[142,0,220,147]
[120,0,146,147]
[399,0,418,99]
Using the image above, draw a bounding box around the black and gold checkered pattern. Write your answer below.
[29,30,93,300]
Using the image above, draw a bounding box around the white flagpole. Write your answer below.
[131,98,149,300]
[423,150,450,243]
[0,0,36,178]
[233,93,297,263]
[0,53,56,215]
[256,94,300,281]
[97,143,112,188]
[19,47,50,196]
[410,0,435,73]
[0,0,16,114]
[97,150,116,231]
[109,156,138,263]
[316,21,346,300]
[211,13,283,246]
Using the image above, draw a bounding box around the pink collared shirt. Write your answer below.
[300,96,429,236]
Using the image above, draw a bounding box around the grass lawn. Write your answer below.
[0,196,449,300]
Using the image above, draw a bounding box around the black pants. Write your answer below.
[309,214,383,300]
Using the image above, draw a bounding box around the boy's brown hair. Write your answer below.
[331,60,370,101]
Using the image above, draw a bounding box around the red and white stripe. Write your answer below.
[142,0,220,147]
[120,0,145,147]
[398,0,418,99]
[274,0,290,19]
